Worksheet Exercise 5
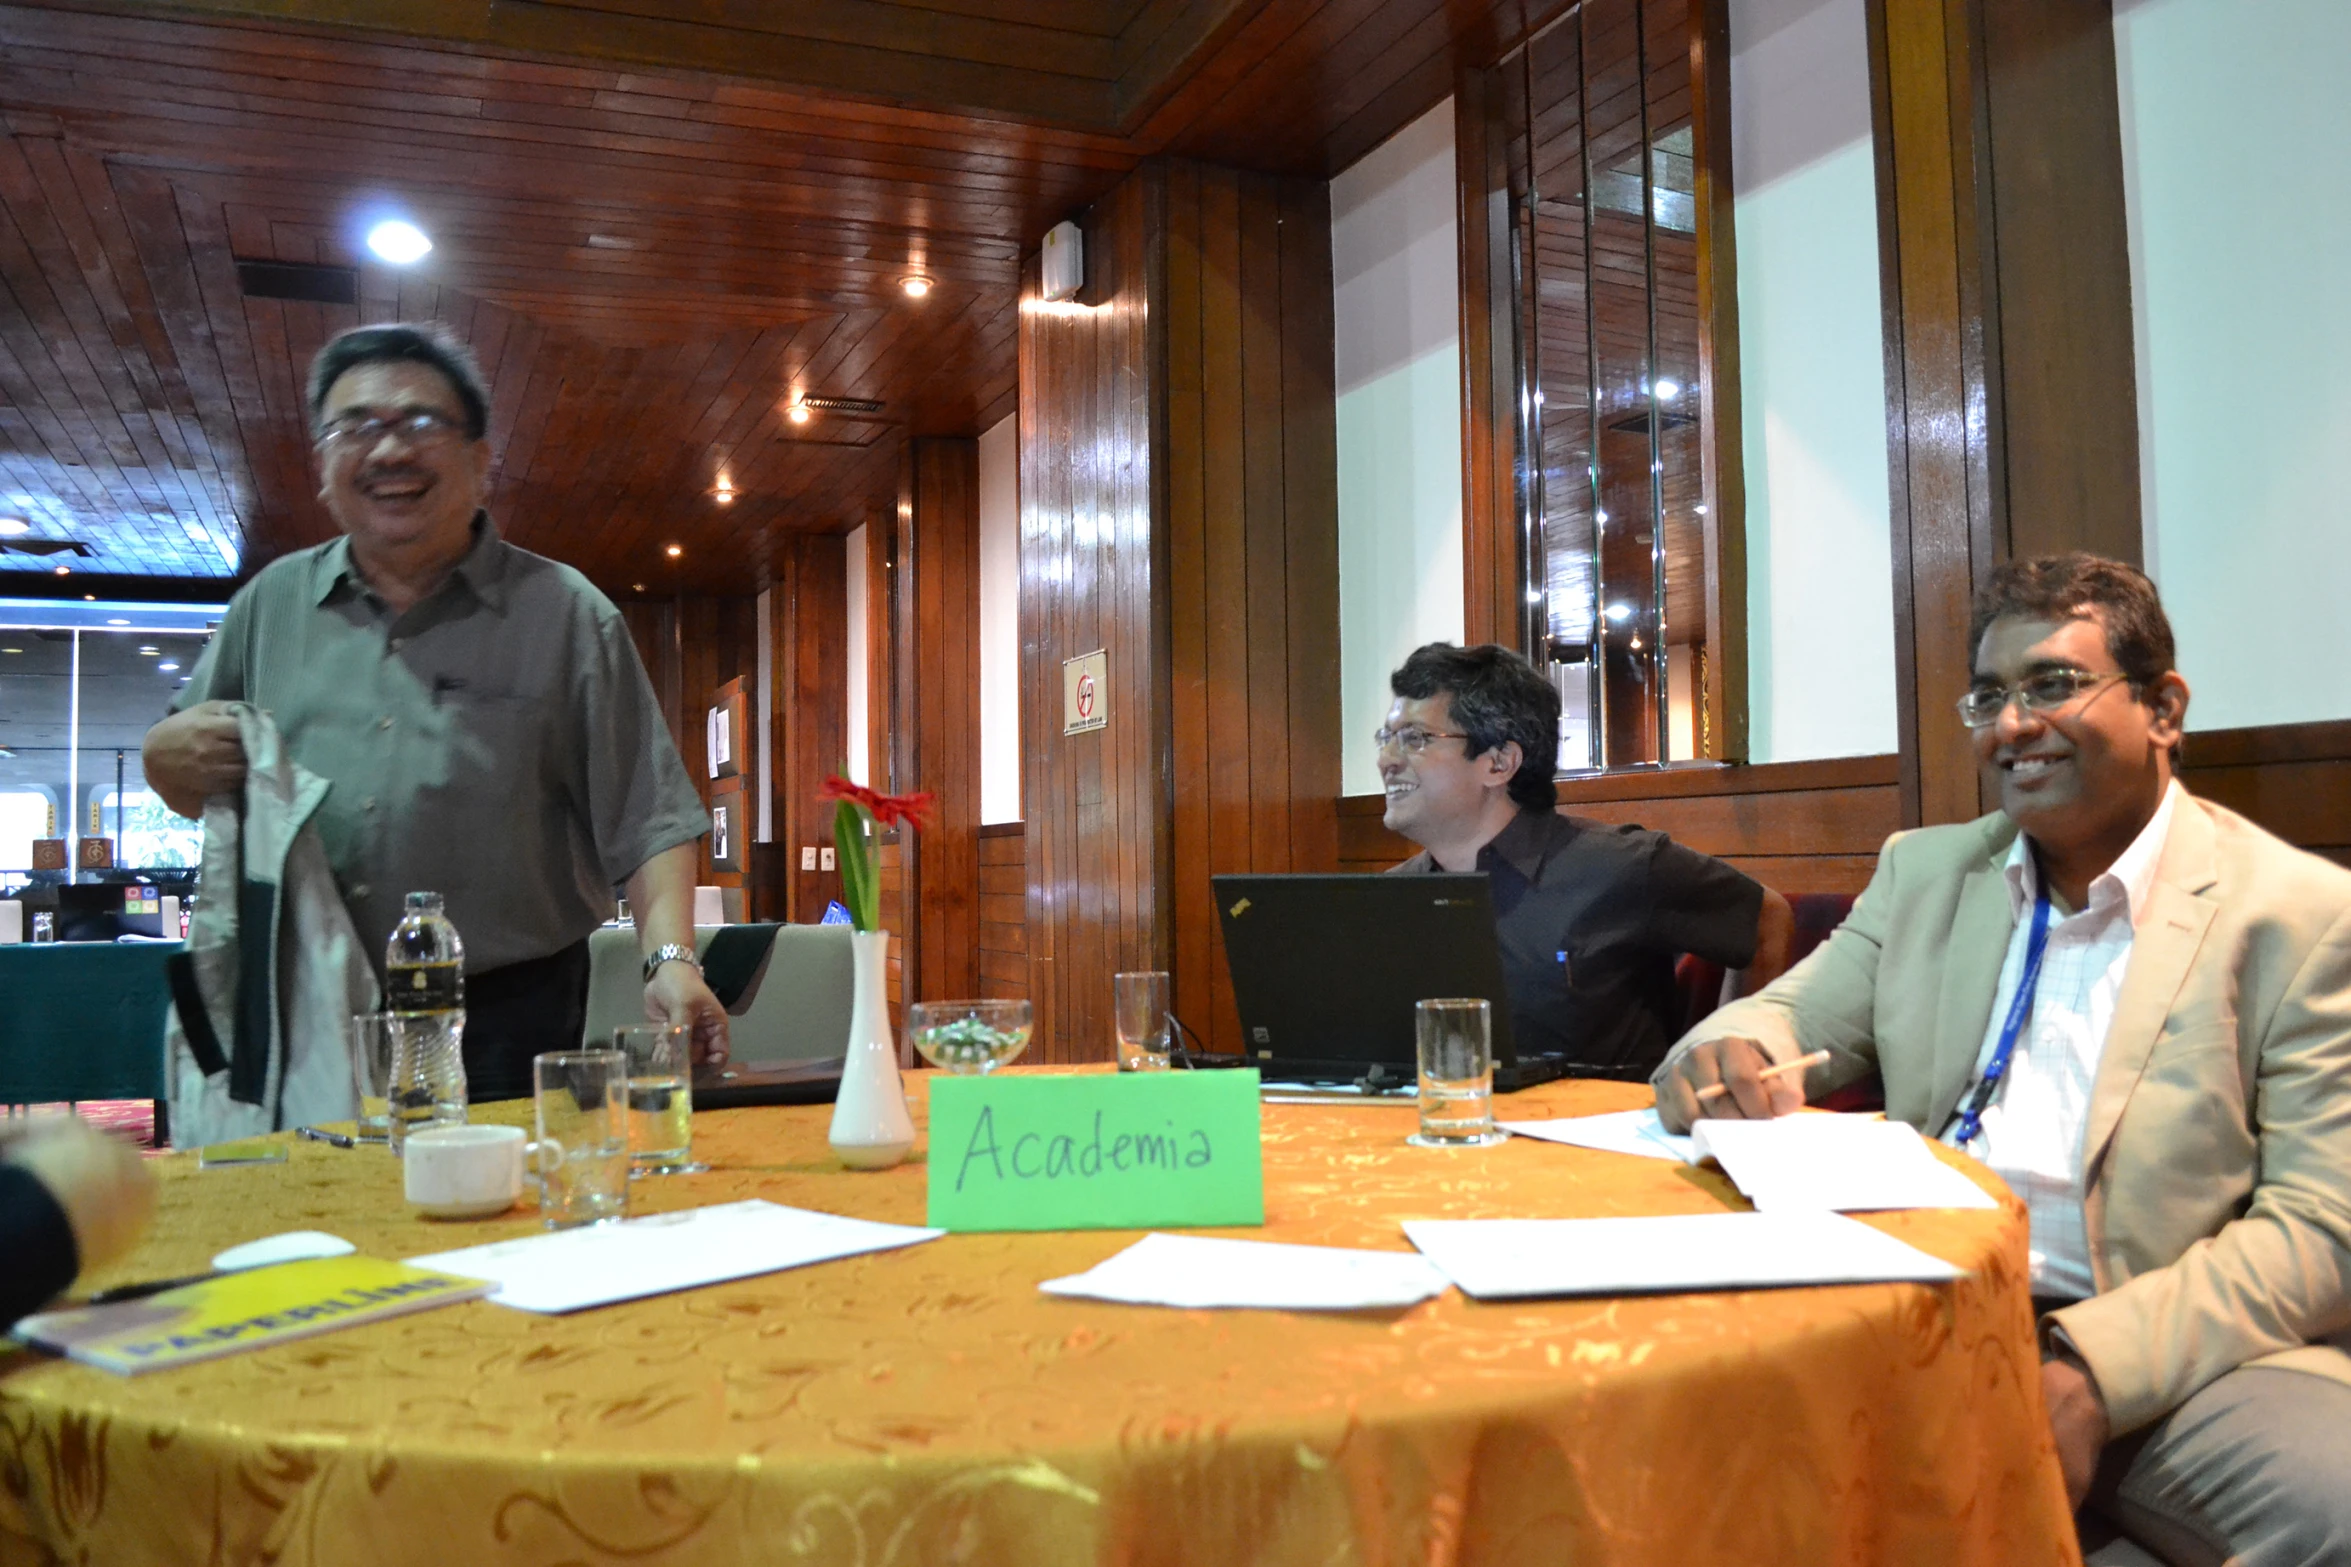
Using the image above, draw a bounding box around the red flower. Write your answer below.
[820,776,935,832]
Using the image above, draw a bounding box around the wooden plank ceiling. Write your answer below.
[0,0,1552,598]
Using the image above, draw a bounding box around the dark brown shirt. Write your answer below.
[1392,808,1763,1075]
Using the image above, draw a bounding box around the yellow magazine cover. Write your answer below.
[11,1256,491,1375]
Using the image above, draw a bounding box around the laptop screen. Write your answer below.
[1212,873,1516,1068]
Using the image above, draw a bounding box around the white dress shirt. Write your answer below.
[1941,782,2182,1300]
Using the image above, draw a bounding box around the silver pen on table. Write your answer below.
[296,1126,356,1148]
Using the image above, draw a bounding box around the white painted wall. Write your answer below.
[977,413,1021,822]
[1730,0,1899,762]
[1333,100,1466,796]
[2116,0,2351,729]
[843,522,870,787]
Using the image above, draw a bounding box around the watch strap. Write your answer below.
[642,942,702,983]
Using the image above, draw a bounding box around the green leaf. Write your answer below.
[833,797,876,930]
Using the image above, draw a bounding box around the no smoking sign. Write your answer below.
[1062,649,1108,735]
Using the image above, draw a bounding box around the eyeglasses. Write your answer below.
[1956,669,2128,728]
[1373,725,1469,756]
[315,409,469,451]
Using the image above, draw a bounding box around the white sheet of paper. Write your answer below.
[1402,1212,1965,1300]
[410,1199,944,1314]
[1039,1232,1449,1311]
[1687,1117,1998,1212]
[1502,1108,1694,1162]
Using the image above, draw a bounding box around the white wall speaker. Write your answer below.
[1040,220,1084,302]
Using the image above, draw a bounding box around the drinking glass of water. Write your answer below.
[1113,971,1173,1072]
[348,1012,400,1143]
[532,1049,629,1228]
[615,1025,702,1174]
[1407,998,1507,1148]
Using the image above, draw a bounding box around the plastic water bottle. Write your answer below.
[385,891,467,1144]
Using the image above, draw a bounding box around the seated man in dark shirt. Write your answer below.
[1382,643,1792,1076]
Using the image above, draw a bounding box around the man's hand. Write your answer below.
[6,1117,156,1274]
[142,701,246,820]
[1655,1035,1805,1132]
[2042,1351,2112,1511]
[645,961,729,1070]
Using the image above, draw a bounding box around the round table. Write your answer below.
[0,1075,2077,1565]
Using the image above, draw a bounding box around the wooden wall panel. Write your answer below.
[901,436,983,1003]
[1337,757,1905,896]
[978,824,1030,1000]
[1868,0,2141,828]
[775,535,849,923]
[1018,167,1166,1065]
[1162,163,1342,1056]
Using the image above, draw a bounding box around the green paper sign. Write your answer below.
[926,1070,1265,1232]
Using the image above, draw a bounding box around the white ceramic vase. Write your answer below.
[828,927,915,1169]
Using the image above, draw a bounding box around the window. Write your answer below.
[100,789,202,869]
[1477,0,1737,770]
[0,788,52,871]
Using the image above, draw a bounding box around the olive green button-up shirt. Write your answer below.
[173,518,705,973]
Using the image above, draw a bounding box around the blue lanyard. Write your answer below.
[1952,890,2054,1148]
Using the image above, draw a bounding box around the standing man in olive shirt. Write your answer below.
[1381,643,1793,1075]
[142,323,724,1098]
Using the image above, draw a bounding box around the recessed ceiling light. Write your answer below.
[900,274,933,299]
[54,564,69,576]
[158,661,180,672]
[82,593,93,600]
[138,645,159,655]
[107,618,130,626]
[714,473,735,505]
[367,219,432,265]
[786,402,812,426]
[665,544,682,559]
[0,517,26,536]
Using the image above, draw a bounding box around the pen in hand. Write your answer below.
[1693,1049,1832,1104]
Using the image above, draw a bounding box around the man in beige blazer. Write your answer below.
[1654,555,2351,1565]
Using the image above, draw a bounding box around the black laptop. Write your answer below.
[54,883,166,942]
[1211,872,1567,1092]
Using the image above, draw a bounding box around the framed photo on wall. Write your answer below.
[709,776,746,873]
[707,677,747,780]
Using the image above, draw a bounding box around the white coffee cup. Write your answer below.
[403,1124,557,1219]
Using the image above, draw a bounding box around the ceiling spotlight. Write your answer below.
[1629,635,1644,650]
[900,274,933,299]
[367,219,432,265]
[1654,378,1682,399]
[158,661,180,672]
[54,564,68,576]
[632,583,645,592]
[665,544,683,559]
[0,517,26,536]
[82,594,93,600]
[714,473,736,505]
[786,402,812,426]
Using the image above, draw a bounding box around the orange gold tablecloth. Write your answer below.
[0,1075,2078,1566]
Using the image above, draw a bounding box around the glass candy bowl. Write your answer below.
[907,1000,1034,1075]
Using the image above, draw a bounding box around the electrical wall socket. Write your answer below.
[799,846,816,871]
[819,846,836,871]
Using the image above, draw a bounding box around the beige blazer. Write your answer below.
[1655,794,2351,1435]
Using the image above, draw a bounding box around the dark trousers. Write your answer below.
[459,939,591,1103]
